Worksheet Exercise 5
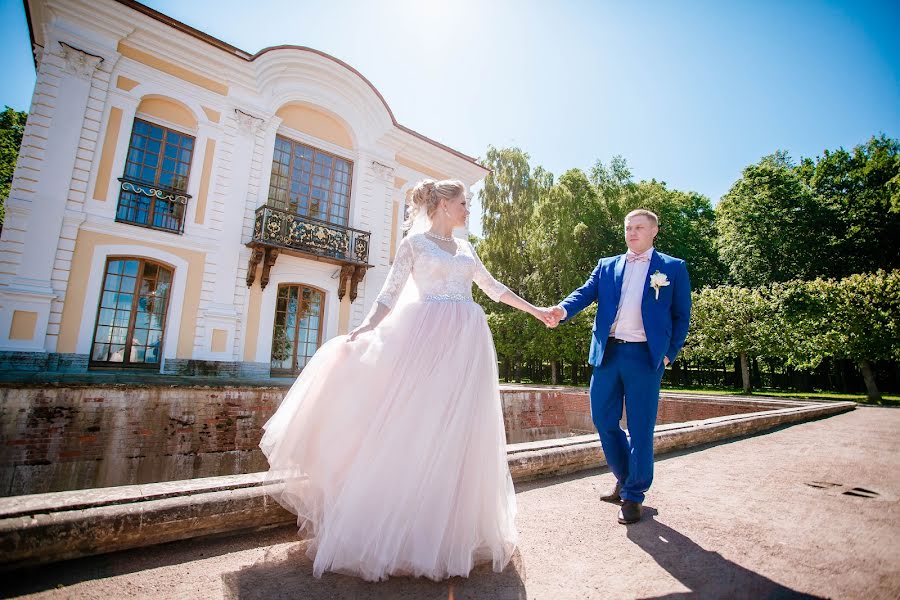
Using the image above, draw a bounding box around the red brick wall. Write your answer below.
[656,398,780,424]
[505,389,794,433]
[500,389,569,443]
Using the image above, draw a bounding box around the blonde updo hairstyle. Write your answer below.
[404,179,466,230]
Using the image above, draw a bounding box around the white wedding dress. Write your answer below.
[259,232,517,581]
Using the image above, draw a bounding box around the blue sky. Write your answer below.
[2,0,898,236]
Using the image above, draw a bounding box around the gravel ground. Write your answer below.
[2,406,898,600]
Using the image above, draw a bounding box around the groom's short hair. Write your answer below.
[625,209,659,227]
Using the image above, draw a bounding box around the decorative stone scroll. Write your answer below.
[234,108,265,136]
[372,161,394,179]
[58,41,103,80]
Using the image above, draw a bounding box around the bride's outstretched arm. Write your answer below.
[470,241,555,326]
[497,289,556,326]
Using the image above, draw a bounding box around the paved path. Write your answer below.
[3,407,898,599]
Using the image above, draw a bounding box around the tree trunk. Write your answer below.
[858,359,882,403]
[551,360,559,385]
[503,358,510,383]
[839,360,850,393]
[739,352,752,394]
[514,356,522,383]
[671,360,682,386]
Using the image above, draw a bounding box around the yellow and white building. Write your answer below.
[1,0,487,376]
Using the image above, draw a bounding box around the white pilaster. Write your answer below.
[195,109,266,360]
[0,41,103,352]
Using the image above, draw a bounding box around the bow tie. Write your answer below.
[626,253,651,263]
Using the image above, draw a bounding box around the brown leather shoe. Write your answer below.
[617,500,642,524]
[600,480,623,504]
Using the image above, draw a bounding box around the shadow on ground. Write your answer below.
[220,542,527,600]
[0,525,302,597]
[627,508,824,599]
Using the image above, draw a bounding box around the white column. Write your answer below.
[347,152,394,329]
[0,42,102,352]
[196,109,266,361]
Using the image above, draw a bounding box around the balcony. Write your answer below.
[245,205,372,300]
[115,177,190,234]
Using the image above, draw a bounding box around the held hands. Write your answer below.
[548,306,565,327]
[534,306,565,328]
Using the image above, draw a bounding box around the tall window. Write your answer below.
[90,257,172,368]
[268,136,353,227]
[116,119,195,234]
[270,284,324,375]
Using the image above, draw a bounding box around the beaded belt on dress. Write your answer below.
[422,293,472,303]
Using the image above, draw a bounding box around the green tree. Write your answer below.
[477,146,552,297]
[684,286,775,392]
[0,106,28,226]
[716,152,835,287]
[796,135,900,277]
[734,272,900,401]
[527,169,603,304]
[831,270,900,401]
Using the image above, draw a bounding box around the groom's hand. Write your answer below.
[548,306,565,327]
[534,308,557,328]
[536,306,564,328]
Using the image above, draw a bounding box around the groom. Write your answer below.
[548,209,691,524]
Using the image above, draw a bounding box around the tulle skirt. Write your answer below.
[259,299,517,582]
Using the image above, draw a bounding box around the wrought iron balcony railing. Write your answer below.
[115,177,190,234]
[250,205,371,266]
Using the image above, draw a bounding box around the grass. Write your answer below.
[661,385,900,406]
[501,379,900,406]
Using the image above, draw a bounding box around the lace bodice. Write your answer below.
[374,233,508,308]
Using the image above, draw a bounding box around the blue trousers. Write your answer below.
[590,342,664,503]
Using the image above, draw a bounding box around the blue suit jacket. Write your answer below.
[560,250,692,369]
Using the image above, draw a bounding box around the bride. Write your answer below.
[259,178,553,582]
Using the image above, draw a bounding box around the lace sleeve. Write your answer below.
[470,242,509,302]
[374,236,415,309]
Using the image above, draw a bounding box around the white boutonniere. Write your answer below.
[649,270,670,300]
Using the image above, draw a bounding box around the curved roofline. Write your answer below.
[76,0,483,169]
[253,45,484,166]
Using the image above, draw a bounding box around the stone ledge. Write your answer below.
[507,401,855,481]
[0,400,855,570]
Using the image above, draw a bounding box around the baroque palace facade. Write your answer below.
[0,0,487,377]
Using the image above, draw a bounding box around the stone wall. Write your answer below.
[0,385,282,496]
[502,388,792,441]
[1,383,795,497]
[656,396,785,424]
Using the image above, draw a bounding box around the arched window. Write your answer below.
[90,257,173,368]
[116,118,195,234]
[270,284,325,375]
[267,136,353,227]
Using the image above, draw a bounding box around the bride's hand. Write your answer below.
[532,307,560,328]
[347,323,374,342]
